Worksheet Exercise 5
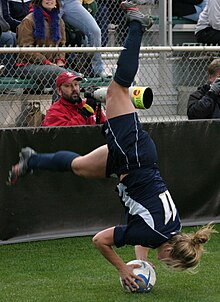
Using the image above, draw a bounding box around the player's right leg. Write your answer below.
[7,145,108,185]
[105,1,153,120]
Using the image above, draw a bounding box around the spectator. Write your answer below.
[61,0,111,78]
[2,0,31,33]
[15,0,80,102]
[187,58,220,119]
[0,2,16,76]
[0,4,16,46]
[82,0,97,17]
[42,71,106,126]
[172,0,208,22]
[195,0,220,45]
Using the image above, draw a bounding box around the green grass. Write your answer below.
[0,225,220,302]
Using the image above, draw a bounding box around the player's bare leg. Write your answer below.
[72,145,108,178]
[106,1,153,120]
[7,144,108,185]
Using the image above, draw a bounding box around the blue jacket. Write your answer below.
[2,0,31,32]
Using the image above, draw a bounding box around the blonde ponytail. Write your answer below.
[167,224,217,271]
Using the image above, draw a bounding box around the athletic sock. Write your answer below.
[28,151,80,172]
[113,21,143,87]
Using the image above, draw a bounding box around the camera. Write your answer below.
[84,86,153,109]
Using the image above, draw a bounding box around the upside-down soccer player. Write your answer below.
[7,1,215,291]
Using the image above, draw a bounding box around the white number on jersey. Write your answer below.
[159,190,177,225]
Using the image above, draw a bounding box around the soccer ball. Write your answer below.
[120,260,156,293]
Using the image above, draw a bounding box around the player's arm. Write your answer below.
[135,245,155,268]
[93,227,142,291]
[135,245,150,261]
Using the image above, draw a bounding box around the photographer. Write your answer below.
[42,71,106,126]
[187,58,220,119]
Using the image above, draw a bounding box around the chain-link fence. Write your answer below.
[0,46,219,127]
[103,1,160,47]
[1,1,212,127]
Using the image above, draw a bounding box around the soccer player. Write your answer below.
[7,1,215,291]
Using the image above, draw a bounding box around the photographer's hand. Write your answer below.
[84,86,100,99]
[209,78,220,95]
[81,98,97,119]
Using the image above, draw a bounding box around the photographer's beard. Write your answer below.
[61,90,82,104]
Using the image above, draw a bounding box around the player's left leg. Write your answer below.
[7,144,108,185]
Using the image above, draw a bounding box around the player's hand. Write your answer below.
[209,78,220,95]
[81,98,98,119]
[119,263,143,292]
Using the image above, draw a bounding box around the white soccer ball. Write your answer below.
[120,260,156,293]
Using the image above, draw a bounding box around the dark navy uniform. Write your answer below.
[104,112,181,249]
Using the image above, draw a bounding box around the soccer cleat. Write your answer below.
[121,0,146,6]
[120,1,139,10]
[7,147,36,185]
[120,1,153,30]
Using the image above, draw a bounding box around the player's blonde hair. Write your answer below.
[167,224,217,271]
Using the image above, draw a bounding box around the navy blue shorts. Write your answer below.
[103,112,158,176]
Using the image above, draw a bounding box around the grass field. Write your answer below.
[0,225,219,302]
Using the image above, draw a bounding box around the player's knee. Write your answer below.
[92,233,99,248]
[71,157,85,177]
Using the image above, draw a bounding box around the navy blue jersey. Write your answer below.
[104,112,181,249]
[104,112,158,176]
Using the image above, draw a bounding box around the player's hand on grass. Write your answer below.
[119,263,143,291]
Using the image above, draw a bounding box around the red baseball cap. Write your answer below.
[56,71,83,88]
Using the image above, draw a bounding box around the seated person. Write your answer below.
[0,3,16,76]
[42,71,106,126]
[172,0,208,22]
[2,0,31,33]
[15,0,80,102]
[187,58,220,119]
[195,0,220,45]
